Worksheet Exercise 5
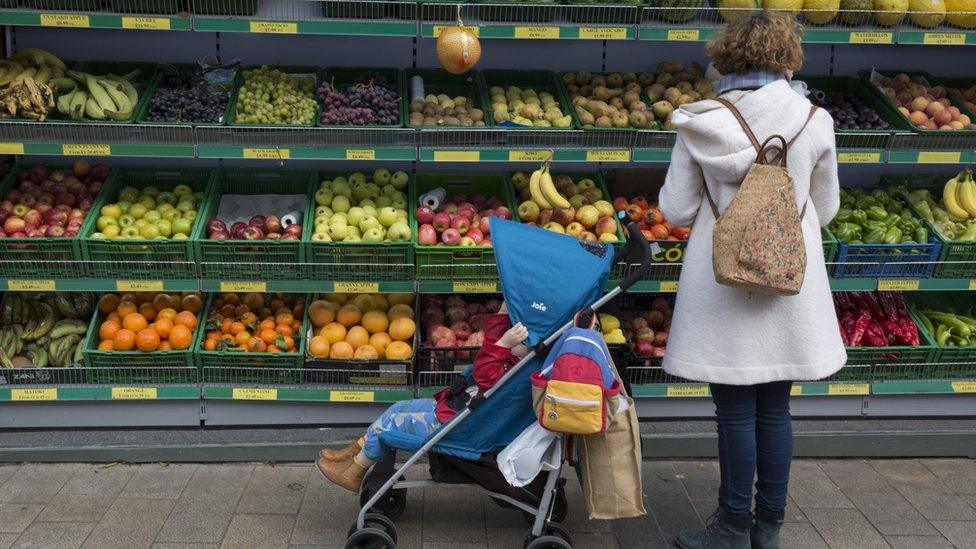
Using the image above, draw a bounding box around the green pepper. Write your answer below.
[867,205,888,222]
[933,206,950,223]
[915,226,929,242]
[855,196,876,210]
[850,209,867,227]
[883,226,903,244]
[883,213,901,226]
[833,222,861,242]
[865,227,886,244]
[936,324,952,347]
[959,224,976,241]
[901,236,915,244]
[865,220,888,233]
[840,194,856,209]
[848,239,864,244]
[913,200,934,222]
[871,189,890,203]
[833,208,853,223]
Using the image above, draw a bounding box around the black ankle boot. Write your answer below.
[676,509,752,549]
[750,516,783,549]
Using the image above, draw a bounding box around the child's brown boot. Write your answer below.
[319,438,362,462]
[317,456,368,493]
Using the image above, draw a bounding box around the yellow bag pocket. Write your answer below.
[539,379,605,435]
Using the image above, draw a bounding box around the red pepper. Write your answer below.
[863,319,889,347]
[838,318,851,346]
[833,292,853,314]
[880,319,906,344]
[891,294,921,346]
[863,292,885,322]
[878,291,899,322]
[849,310,871,347]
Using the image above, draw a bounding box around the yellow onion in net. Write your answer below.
[436,26,481,75]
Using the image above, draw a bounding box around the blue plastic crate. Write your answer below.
[833,238,941,279]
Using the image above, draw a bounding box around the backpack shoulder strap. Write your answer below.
[788,104,819,148]
[716,98,761,155]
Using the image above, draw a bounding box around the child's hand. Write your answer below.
[497,322,528,348]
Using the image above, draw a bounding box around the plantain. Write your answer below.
[0,347,13,369]
[11,67,37,87]
[1,293,12,324]
[10,48,66,71]
[54,294,77,319]
[85,96,105,120]
[108,75,139,106]
[98,79,131,113]
[528,167,553,209]
[24,302,55,341]
[72,339,84,364]
[51,77,76,93]
[25,345,47,368]
[34,66,51,85]
[74,292,94,317]
[85,75,115,112]
[69,90,88,120]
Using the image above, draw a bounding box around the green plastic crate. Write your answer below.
[57,61,159,125]
[81,294,205,384]
[80,167,215,279]
[304,170,415,282]
[25,0,99,9]
[317,67,405,128]
[858,69,976,136]
[403,68,488,128]
[908,293,976,373]
[473,0,557,23]
[227,66,320,127]
[482,70,574,130]
[135,64,235,126]
[200,293,308,384]
[564,0,642,24]
[193,0,259,15]
[0,163,116,279]
[192,168,315,280]
[109,0,181,14]
[822,227,838,264]
[412,173,517,280]
[842,308,938,375]
[798,74,913,148]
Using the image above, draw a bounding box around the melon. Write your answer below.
[655,0,704,22]
[874,0,909,25]
[946,0,976,27]
[908,0,946,27]
[716,0,760,22]
[803,0,840,23]
[764,0,803,10]
[436,26,481,75]
[840,0,873,24]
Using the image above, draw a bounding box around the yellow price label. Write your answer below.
[62,144,111,156]
[877,279,920,291]
[432,151,480,162]
[838,152,881,163]
[918,151,962,164]
[828,384,870,396]
[111,387,158,400]
[508,150,552,162]
[923,33,965,45]
[220,281,267,293]
[7,280,56,291]
[586,150,631,162]
[659,281,678,293]
[243,148,290,159]
[432,25,479,37]
[514,26,559,39]
[116,280,164,292]
[666,385,710,397]
[232,388,278,400]
[0,143,25,155]
[249,21,298,34]
[849,32,893,44]
[11,388,57,401]
[330,391,375,402]
[667,29,701,41]
[969,280,976,291]
[40,13,90,27]
[579,27,628,40]
[790,386,803,396]
[951,381,976,393]
[121,17,171,30]
[333,281,380,293]
[453,281,497,293]
[346,149,376,160]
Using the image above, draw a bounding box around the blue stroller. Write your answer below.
[345,212,651,549]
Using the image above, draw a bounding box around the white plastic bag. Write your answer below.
[497,423,562,488]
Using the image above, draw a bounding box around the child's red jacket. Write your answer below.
[433,313,518,423]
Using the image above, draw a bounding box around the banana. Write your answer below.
[85,96,105,120]
[49,319,88,340]
[86,75,115,112]
[24,302,54,341]
[69,90,87,120]
[54,294,77,319]
[51,77,76,92]
[72,339,84,365]
[25,345,46,368]
[12,325,23,355]
[943,173,970,220]
[0,64,24,87]
[0,347,13,369]
[958,171,976,218]
[11,67,37,87]
[34,66,51,85]
[98,79,131,113]
[103,107,133,121]
[110,75,138,106]
[539,167,570,209]
[528,168,553,209]
[56,90,74,116]
[10,48,66,71]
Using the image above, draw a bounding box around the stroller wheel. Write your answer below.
[542,522,572,545]
[344,527,396,549]
[347,514,397,548]
[359,469,407,521]
[523,534,572,549]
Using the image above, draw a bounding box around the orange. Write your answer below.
[234,304,250,317]
[136,328,161,352]
[157,308,178,322]
[351,295,375,313]
[220,304,236,318]
[385,341,412,360]
[260,329,278,344]
[368,332,393,355]
[235,331,251,346]
[99,319,121,342]
[138,302,157,322]
[113,329,136,351]
[329,341,354,359]
[97,340,114,351]
[223,292,240,305]
[117,301,138,319]
[136,291,156,303]
[98,293,121,314]
[336,304,362,328]
[229,321,245,335]
[389,317,416,342]
[154,318,174,339]
[243,292,264,311]
[269,298,285,311]
[122,312,149,332]
[240,312,258,326]
[354,345,379,360]
[259,318,276,332]
[387,304,414,321]
[158,340,173,351]
[180,293,203,314]
[275,325,294,337]
[370,294,389,312]
[248,339,267,353]
[345,326,370,350]
[169,325,192,350]
[308,300,339,328]
[204,338,218,351]
[152,293,175,312]
[275,334,295,352]
[290,319,301,333]
[275,311,294,327]
[106,312,121,323]
[320,322,347,344]
[388,293,413,306]
[309,335,331,358]
[175,311,198,330]
[361,310,389,335]
[324,293,348,305]
[119,293,138,305]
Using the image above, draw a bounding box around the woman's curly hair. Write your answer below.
[706,11,805,76]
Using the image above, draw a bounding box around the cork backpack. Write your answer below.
[704,98,818,296]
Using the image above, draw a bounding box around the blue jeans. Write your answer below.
[710,381,793,523]
[362,398,441,461]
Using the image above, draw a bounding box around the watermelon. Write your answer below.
[654,0,704,22]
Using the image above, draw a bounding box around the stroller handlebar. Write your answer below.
[613,211,653,293]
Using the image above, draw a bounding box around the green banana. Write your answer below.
[98,79,131,113]
[24,302,54,341]
[51,77,77,92]
[85,96,105,120]
[25,345,47,368]
[114,75,138,106]
[72,339,84,365]
[0,347,13,369]
[69,90,88,120]
[10,294,23,324]
[1,294,11,324]
[54,294,77,319]
[49,319,88,340]
[56,90,75,117]
[86,75,115,112]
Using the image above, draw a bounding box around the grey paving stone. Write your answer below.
[819,460,936,536]
[931,521,976,548]
[671,461,719,501]
[0,534,17,549]
[421,543,487,549]
[788,461,855,510]
[785,496,808,523]
[421,486,485,543]
[0,505,43,535]
[81,497,173,549]
[643,462,703,542]
[884,535,956,549]
[220,514,294,549]
[781,523,830,549]
[871,460,976,521]
[60,464,135,496]
[804,508,891,549]
[235,465,307,515]
[0,464,82,504]
[922,459,976,497]
[155,465,253,544]
[36,494,116,523]
[611,510,668,549]
[11,522,94,549]
[482,499,529,530]
[485,528,526,549]
[152,545,220,549]
[389,503,422,549]
[565,532,620,549]
[120,464,197,500]
[561,483,612,533]
[0,466,20,487]
[288,478,361,546]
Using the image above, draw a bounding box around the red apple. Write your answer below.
[3,216,26,234]
[280,234,299,241]
[45,225,65,237]
[430,326,456,345]
[30,165,48,184]
[654,330,668,346]
[441,202,459,216]
[445,306,468,324]
[265,215,283,234]
[652,347,666,358]
[266,233,282,241]
[487,197,504,210]
[422,307,445,328]
[71,160,89,179]
[445,295,465,309]
[451,321,472,341]
[415,206,434,225]
[494,206,512,220]
[651,297,670,313]
[450,216,469,234]
[242,226,265,240]
[89,163,109,182]
[209,229,229,240]
[441,227,461,245]
[23,210,42,231]
[432,212,451,233]
[0,200,13,212]
[422,295,445,308]
[207,219,227,234]
[418,223,438,245]
[249,214,267,227]
[231,222,248,239]
[634,340,655,356]
[466,228,484,243]
[44,208,67,227]
[283,223,302,238]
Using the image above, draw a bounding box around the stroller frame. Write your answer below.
[348,212,651,549]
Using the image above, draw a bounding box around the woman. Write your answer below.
[659,12,846,549]
[317,302,528,492]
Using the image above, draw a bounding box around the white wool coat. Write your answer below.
[659,79,847,385]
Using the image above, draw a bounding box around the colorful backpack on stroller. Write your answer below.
[530,327,621,435]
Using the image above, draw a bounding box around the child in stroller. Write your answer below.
[317,301,530,492]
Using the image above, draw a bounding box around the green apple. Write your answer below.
[141,186,160,197]
[330,213,348,226]
[311,232,331,242]
[391,197,408,210]
[346,207,365,227]
[103,225,121,238]
[319,179,333,191]
[134,219,148,229]
[183,211,197,222]
[373,168,391,186]
[396,210,408,222]
[365,183,381,199]
[378,207,398,228]
[157,202,174,212]
[101,203,122,219]
[359,216,380,233]
[332,180,351,198]
[387,221,411,241]
[390,170,409,190]
[332,195,351,213]
[127,203,147,219]
[313,223,329,235]
[139,196,157,210]
[118,214,136,227]
[90,232,106,239]
[349,172,366,187]
[175,201,194,213]
[352,182,371,202]
[173,184,193,197]
[139,224,160,239]
[192,192,205,204]
[118,187,139,203]
[172,218,192,236]
[172,233,189,240]
[391,191,406,201]
[381,184,398,197]
[362,205,377,218]
[315,206,333,218]
[117,200,132,212]
[314,216,330,228]
[96,216,118,231]
[315,188,334,206]
[375,196,393,208]
[162,209,181,222]
[143,211,162,224]
[157,220,172,238]
[157,191,177,205]
[329,224,349,240]
[346,226,361,239]
[120,226,141,238]
[343,235,361,242]
[362,227,385,242]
